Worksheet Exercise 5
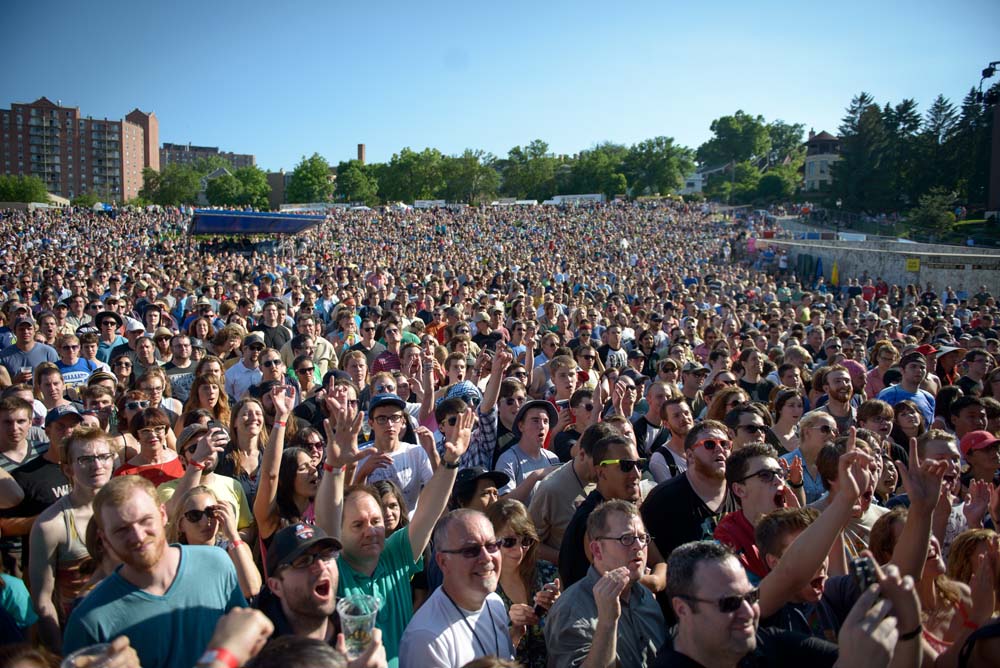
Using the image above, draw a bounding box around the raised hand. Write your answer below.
[270,384,295,419]
[895,437,946,513]
[963,479,992,528]
[415,426,438,462]
[788,454,804,486]
[205,608,275,668]
[593,566,629,621]
[213,502,240,542]
[442,407,474,464]
[192,428,228,468]
[492,347,514,375]
[533,578,561,612]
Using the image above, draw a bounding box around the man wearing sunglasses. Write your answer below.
[225,332,265,402]
[641,419,738,562]
[399,509,516,667]
[723,404,769,451]
[546,499,665,668]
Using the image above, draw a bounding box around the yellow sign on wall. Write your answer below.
[905,258,920,272]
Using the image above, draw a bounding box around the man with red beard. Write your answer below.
[714,444,795,582]
[546,500,666,668]
[63,475,246,668]
[810,365,856,434]
[399,509,516,667]
[641,419,739,561]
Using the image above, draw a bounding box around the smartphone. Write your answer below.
[533,581,558,618]
[555,400,569,411]
[850,556,877,591]
[285,385,296,398]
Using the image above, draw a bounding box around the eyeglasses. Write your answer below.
[140,385,163,394]
[439,541,502,558]
[693,438,732,451]
[137,426,167,438]
[580,403,595,411]
[678,588,760,613]
[598,458,647,473]
[285,547,341,570]
[248,345,265,352]
[596,532,651,547]
[738,468,786,484]
[499,535,536,549]
[303,439,324,450]
[100,320,118,327]
[503,397,526,408]
[61,344,80,350]
[114,361,132,368]
[183,506,219,523]
[580,355,596,361]
[620,384,637,392]
[456,328,470,334]
[76,453,114,467]
[373,414,405,426]
[261,359,282,368]
[125,400,150,411]
[296,366,315,375]
[375,383,395,393]
[739,424,767,435]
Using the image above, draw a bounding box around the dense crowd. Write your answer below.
[0,200,998,668]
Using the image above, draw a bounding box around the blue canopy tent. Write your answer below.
[189,210,324,236]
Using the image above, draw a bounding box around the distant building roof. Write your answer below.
[806,131,838,144]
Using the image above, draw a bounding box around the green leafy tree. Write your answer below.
[440,150,500,204]
[286,153,334,203]
[569,143,629,199]
[0,174,50,203]
[499,140,559,201]
[379,148,446,202]
[138,164,201,206]
[756,165,798,202]
[335,160,379,205]
[192,155,236,175]
[71,192,101,208]
[696,111,772,166]
[233,166,271,209]
[623,137,694,196]
[766,120,806,166]
[952,87,993,206]
[205,173,243,206]
[907,187,956,236]
[830,92,893,211]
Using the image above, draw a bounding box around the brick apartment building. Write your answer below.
[160,143,255,170]
[0,97,158,202]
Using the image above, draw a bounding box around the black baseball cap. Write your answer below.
[266,522,342,575]
[454,467,510,497]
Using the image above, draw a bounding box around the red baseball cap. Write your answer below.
[959,430,1000,458]
[913,344,938,356]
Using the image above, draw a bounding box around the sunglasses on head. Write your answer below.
[125,400,150,411]
[680,587,760,614]
[499,535,536,549]
[439,541,502,559]
[693,437,732,451]
[598,458,647,473]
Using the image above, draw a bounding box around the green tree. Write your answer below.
[756,165,798,202]
[205,173,243,206]
[71,192,101,208]
[0,174,50,203]
[335,159,379,205]
[952,86,993,206]
[830,92,893,211]
[696,111,771,166]
[155,164,202,206]
[233,166,271,209]
[907,187,956,236]
[766,120,806,166]
[440,150,500,204]
[379,148,446,202]
[623,137,694,196]
[569,143,629,199]
[286,153,334,203]
[192,155,236,175]
[499,140,559,201]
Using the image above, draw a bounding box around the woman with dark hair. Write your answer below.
[253,387,315,547]
[195,355,226,384]
[770,387,804,455]
[113,407,184,484]
[290,426,325,469]
[187,316,213,343]
[890,399,928,447]
[109,353,136,389]
[372,479,409,535]
[114,389,151,460]
[486,498,559,668]
[932,385,964,431]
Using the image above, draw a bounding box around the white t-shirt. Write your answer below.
[399,587,515,668]
[357,441,433,513]
[649,444,688,484]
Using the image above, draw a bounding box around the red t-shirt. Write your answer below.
[714,510,770,580]
[113,457,185,486]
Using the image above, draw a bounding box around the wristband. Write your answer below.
[227,540,244,551]
[322,462,346,474]
[898,624,923,641]
[788,480,803,489]
[443,459,460,469]
[196,647,240,668]
[275,420,287,428]
[189,460,206,471]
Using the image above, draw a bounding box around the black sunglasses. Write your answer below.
[499,535,536,549]
[738,468,786,484]
[679,587,760,613]
[598,458,647,473]
[296,366,315,375]
[739,424,767,434]
[183,506,219,523]
[261,359,282,368]
[439,541,502,558]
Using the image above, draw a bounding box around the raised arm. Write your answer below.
[163,428,228,518]
[759,429,870,618]
[418,352,436,424]
[890,437,947,580]
[252,386,295,540]
[315,397,362,540]
[406,407,472,561]
[480,348,512,415]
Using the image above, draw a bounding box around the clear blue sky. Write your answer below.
[3,0,997,171]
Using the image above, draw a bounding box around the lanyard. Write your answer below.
[442,589,500,658]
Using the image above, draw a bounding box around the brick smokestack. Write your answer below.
[357,144,366,165]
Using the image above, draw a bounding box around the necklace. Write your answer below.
[570,461,585,492]
[442,589,500,658]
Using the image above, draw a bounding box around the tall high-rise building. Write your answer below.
[0,97,159,202]
[160,143,255,170]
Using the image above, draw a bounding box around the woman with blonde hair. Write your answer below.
[215,397,269,506]
[167,485,261,598]
[486,498,559,668]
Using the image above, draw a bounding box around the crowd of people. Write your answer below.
[0,199,998,668]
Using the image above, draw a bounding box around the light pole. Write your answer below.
[835,198,842,237]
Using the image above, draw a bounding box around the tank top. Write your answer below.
[54,496,93,621]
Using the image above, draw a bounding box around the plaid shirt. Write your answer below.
[436,405,499,470]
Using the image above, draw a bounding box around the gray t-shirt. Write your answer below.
[495,443,559,501]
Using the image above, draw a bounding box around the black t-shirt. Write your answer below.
[552,429,580,463]
[641,474,738,559]
[254,324,291,351]
[739,377,776,404]
[10,457,70,517]
[760,574,859,643]
[558,489,605,589]
[652,627,838,668]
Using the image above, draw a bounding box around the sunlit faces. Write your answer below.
[731,456,787,515]
[236,401,265,437]
[342,491,386,561]
[922,438,962,495]
[552,367,578,397]
[675,556,759,657]
[99,488,168,573]
[517,408,550,449]
[688,427,730,481]
[178,492,221,545]
[437,514,500,598]
[66,437,115,490]
[597,441,642,502]
[664,401,694,438]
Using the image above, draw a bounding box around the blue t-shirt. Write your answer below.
[0,573,38,629]
[337,525,423,668]
[877,385,935,426]
[63,545,246,668]
[56,358,99,389]
[0,343,59,377]
[780,448,827,504]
